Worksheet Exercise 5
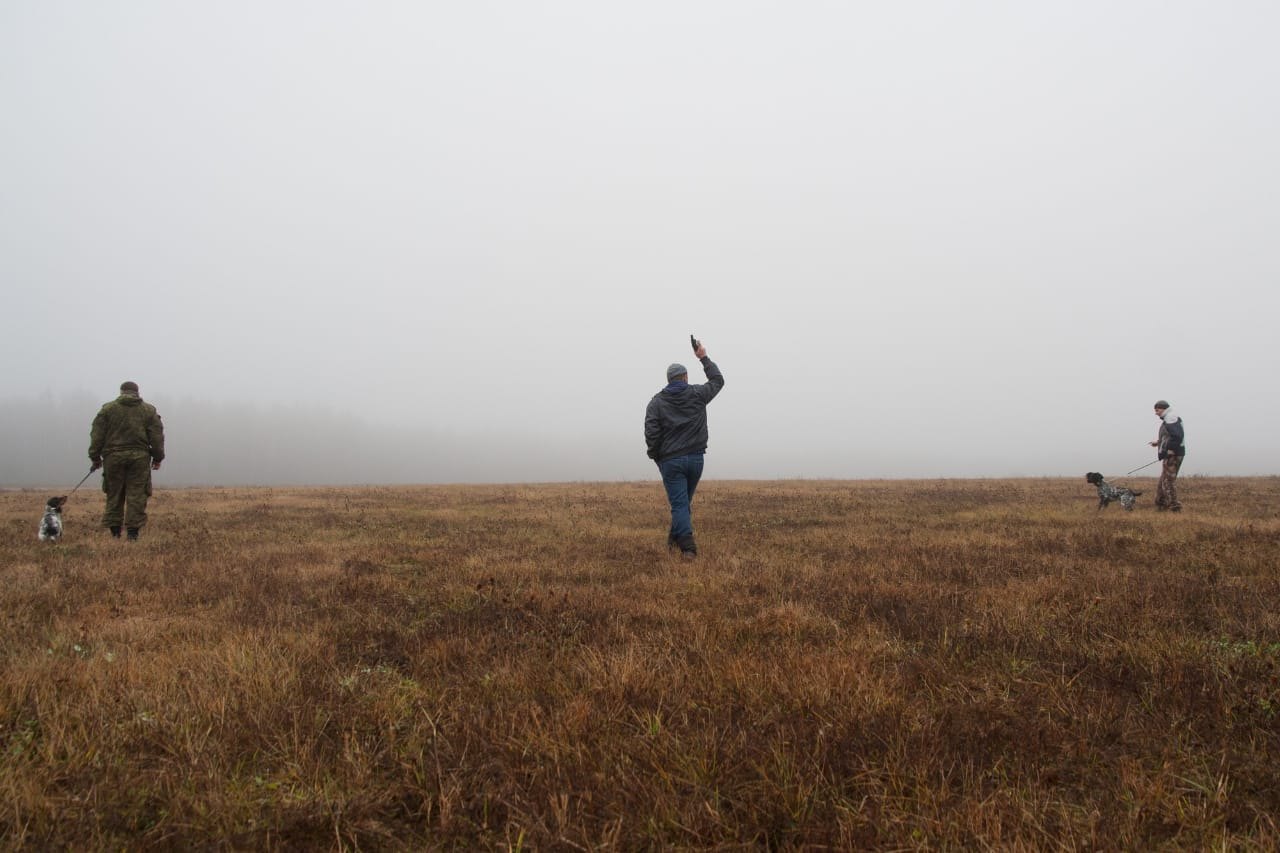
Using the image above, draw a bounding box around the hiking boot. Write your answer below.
[667,534,678,552]
[109,526,122,538]
[126,528,140,541]
[676,534,697,559]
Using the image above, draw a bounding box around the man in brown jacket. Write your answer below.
[89,381,165,540]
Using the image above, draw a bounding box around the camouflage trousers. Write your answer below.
[1155,455,1183,511]
[102,450,154,529]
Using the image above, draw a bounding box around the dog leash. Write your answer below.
[1122,459,1160,476]
[67,468,96,497]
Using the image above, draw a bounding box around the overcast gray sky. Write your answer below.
[3,1,1277,484]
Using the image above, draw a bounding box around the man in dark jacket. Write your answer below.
[1149,399,1185,512]
[89,381,165,540]
[644,341,725,558]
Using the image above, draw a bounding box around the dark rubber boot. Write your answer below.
[109,526,122,538]
[126,528,140,541]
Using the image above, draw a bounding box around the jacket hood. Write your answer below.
[116,394,144,406]
[1161,409,1179,424]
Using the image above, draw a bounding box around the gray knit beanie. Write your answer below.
[666,363,687,381]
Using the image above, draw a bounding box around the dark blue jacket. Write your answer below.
[644,357,725,462]
[1157,415,1185,459]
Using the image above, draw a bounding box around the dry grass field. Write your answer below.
[2,477,1279,850]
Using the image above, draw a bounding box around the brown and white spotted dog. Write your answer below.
[1085,473,1141,511]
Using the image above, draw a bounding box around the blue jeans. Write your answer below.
[659,453,704,541]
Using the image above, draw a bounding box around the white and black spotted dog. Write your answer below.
[38,496,67,542]
[1085,473,1141,511]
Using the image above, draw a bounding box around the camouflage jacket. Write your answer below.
[89,394,166,462]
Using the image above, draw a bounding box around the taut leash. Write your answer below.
[67,468,96,497]
[1122,459,1160,476]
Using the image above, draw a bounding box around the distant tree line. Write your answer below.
[0,394,644,486]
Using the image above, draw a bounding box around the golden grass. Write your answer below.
[2,477,1279,849]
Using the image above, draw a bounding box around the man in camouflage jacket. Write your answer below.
[89,381,165,540]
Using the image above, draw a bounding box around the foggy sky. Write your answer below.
[3,2,1278,485]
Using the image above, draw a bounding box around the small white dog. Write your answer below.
[38,496,67,542]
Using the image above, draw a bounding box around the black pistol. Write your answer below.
[690,334,700,353]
